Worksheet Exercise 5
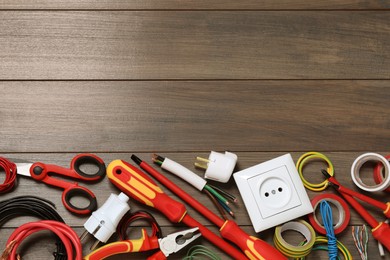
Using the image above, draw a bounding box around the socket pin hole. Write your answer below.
[272,190,276,194]
[265,192,269,197]
[278,187,283,192]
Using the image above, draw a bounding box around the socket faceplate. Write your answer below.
[234,154,313,232]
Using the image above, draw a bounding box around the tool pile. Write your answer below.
[0,151,389,259]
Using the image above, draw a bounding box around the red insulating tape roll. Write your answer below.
[308,193,350,235]
[373,155,390,193]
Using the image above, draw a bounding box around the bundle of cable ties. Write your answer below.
[0,196,68,260]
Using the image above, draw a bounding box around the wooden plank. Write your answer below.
[0,81,389,153]
[1,12,389,79]
[1,0,389,10]
[0,152,389,259]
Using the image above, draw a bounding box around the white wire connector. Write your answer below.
[195,151,237,183]
[81,192,130,251]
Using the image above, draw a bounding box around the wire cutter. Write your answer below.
[84,227,201,260]
[322,170,390,252]
[15,153,106,215]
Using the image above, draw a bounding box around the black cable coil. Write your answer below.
[0,196,67,260]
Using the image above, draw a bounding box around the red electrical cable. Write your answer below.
[0,157,17,193]
[2,220,82,260]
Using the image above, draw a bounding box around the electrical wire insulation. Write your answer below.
[204,189,228,220]
[320,200,338,260]
[117,210,162,241]
[0,157,17,194]
[183,245,221,260]
[352,225,369,260]
[297,236,352,260]
[296,152,334,191]
[0,196,66,259]
[2,220,82,260]
[207,184,238,203]
[153,154,235,217]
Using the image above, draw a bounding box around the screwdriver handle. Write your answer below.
[83,229,159,260]
[220,220,287,260]
[107,160,187,223]
[372,222,390,252]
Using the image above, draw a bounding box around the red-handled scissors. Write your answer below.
[16,154,106,215]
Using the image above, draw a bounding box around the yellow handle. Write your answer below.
[84,229,158,260]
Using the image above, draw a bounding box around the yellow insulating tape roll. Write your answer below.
[296,236,352,260]
[296,152,334,191]
[273,220,316,258]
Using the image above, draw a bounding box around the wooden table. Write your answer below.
[0,1,389,259]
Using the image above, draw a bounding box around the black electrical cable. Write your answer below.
[0,196,67,260]
[117,210,163,241]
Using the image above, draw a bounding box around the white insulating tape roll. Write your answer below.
[274,220,316,258]
[351,153,390,192]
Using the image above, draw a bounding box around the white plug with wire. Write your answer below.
[195,151,238,183]
[80,192,130,250]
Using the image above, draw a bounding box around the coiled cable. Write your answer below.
[183,245,221,260]
[0,196,66,260]
[297,236,352,260]
[0,157,17,193]
[117,210,162,240]
[296,152,334,191]
[2,220,81,260]
[320,200,338,259]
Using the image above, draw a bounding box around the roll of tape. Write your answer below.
[274,220,316,258]
[308,193,350,235]
[373,154,390,193]
[296,236,352,260]
[296,152,334,191]
[351,153,390,192]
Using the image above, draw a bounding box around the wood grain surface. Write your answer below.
[1,0,390,10]
[1,12,390,79]
[1,2,390,260]
[0,81,389,153]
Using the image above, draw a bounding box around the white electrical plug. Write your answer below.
[81,192,130,250]
[195,151,237,183]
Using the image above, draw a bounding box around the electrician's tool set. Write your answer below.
[0,151,389,259]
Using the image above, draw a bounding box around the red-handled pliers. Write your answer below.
[83,227,201,260]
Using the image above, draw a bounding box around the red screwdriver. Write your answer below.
[106,159,249,259]
[130,155,286,260]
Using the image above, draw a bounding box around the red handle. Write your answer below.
[147,250,167,260]
[220,220,286,260]
[70,153,106,181]
[83,229,159,260]
[372,222,390,252]
[62,185,98,215]
[107,160,187,223]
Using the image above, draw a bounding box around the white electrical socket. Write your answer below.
[234,154,313,232]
